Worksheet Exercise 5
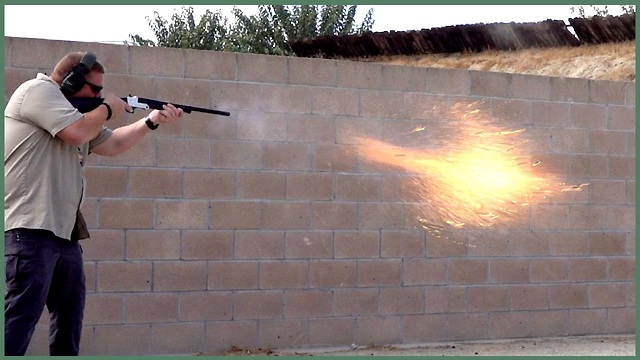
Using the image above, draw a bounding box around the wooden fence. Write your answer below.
[289,13,635,58]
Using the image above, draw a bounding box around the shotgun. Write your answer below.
[68,95,230,116]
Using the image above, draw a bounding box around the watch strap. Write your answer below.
[145,116,159,130]
[100,102,112,120]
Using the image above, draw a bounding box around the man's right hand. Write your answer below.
[102,93,132,119]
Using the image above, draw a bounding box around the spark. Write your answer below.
[494,129,526,136]
[561,183,590,192]
[354,100,583,235]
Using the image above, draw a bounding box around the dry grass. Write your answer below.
[362,40,635,82]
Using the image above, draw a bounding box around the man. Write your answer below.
[4,51,184,356]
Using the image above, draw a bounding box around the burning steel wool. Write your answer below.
[355,100,586,236]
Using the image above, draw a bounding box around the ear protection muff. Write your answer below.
[60,52,97,97]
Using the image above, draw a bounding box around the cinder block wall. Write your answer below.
[4,37,635,356]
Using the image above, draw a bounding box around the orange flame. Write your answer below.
[354,100,586,233]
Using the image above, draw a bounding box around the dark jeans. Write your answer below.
[4,228,85,356]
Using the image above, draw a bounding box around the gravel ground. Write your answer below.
[264,335,635,357]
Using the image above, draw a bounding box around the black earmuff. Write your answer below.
[60,52,97,97]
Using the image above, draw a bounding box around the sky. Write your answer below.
[3,5,629,44]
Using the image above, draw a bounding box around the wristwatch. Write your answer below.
[144,116,159,130]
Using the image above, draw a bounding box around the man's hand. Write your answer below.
[102,93,132,118]
[147,103,184,126]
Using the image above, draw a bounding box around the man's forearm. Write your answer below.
[57,104,110,146]
[91,117,154,156]
[78,104,112,141]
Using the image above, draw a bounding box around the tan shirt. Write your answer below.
[4,73,111,240]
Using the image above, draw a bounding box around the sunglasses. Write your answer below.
[84,79,103,94]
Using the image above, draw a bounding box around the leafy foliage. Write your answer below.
[569,5,636,18]
[130,7,231,50]
[129,5,374,55]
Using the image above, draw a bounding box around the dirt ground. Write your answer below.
[216,334,635,356]
[361,40,635,82]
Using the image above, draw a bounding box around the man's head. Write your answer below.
[52,51,105,98]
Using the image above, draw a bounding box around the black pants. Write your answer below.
[4,228,85,356]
